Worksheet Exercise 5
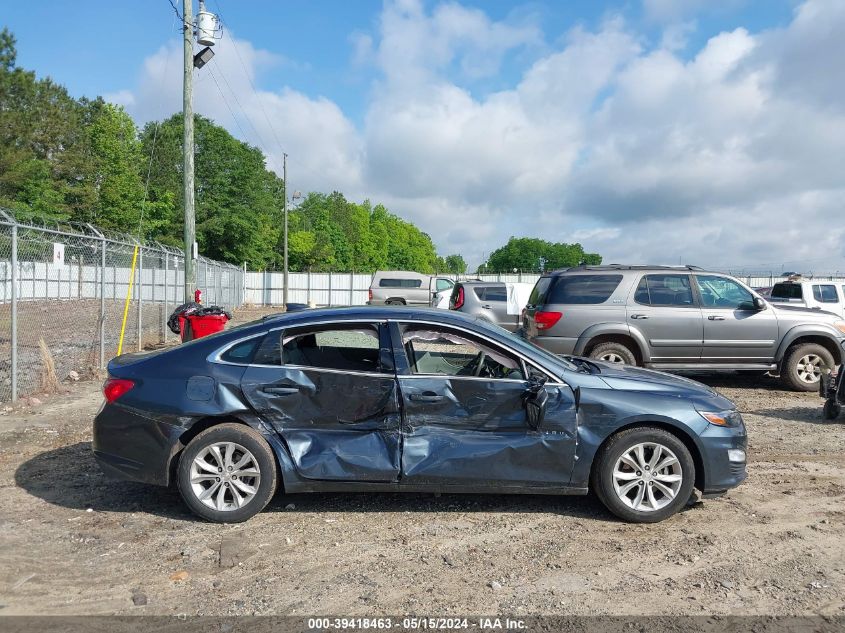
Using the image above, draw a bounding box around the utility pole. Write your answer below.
[183,0,196,303]
[283,152,289,307]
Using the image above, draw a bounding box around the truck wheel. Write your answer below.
[177,423,278,523]
[781,343,834,392]
[386,299,405,306]
[592,427,695,523]
[588,342,637,366]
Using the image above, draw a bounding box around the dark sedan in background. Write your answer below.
[93,307,747,523]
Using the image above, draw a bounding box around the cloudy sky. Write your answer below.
[6,0,845,272]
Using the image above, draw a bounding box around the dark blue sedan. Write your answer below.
[93,307,747,523]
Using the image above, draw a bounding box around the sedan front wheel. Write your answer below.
[592,427,695,523]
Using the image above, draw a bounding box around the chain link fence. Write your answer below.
[0,209,244,403]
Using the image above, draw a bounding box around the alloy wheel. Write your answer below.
[612,442,683,512]
[190,442,261,511]
[796,354,824,384]
[600,352,626,364]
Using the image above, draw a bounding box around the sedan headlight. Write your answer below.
[698,409,743,427]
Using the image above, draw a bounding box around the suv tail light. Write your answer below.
[534,311,563,330]
[103,378,135,403]
[368,288,373,302]
[453,286,465,310]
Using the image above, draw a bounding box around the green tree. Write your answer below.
[486,237,602,272]
[140,114,283,267]
[444,254,467,274]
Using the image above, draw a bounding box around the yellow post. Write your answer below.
[117,246,139,356]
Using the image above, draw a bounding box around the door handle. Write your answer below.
[707,315,726,321]
[263,386,300,396]
[630,314,649,319]
[409,393,444,403]
[481,304,492,309]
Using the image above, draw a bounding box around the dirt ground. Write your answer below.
[0,342,843,616]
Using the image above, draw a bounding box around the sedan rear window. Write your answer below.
[546,275,623,305]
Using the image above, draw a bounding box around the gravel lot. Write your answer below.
[0,337,843,616]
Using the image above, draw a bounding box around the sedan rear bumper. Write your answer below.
[93,403,183,487]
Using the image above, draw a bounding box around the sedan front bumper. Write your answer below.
[698,423,748,494]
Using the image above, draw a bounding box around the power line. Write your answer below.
[209,57,282,172]
[209,0,337,194]
[206,65,254,147]
[138,10,179,239]
[211,0,290,160]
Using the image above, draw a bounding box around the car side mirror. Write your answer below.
[753,297,766,311]
[523,376,549,430]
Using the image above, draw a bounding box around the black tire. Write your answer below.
[823,400,841,421]
[588,341,637,366]
[592,427,695,523]
[781,343,835,392]
[177,423,278,523]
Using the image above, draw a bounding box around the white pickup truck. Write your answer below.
[769,278,845,318]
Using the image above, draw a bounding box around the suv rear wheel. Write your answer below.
[588,341,637,366]
[781,343,834,392]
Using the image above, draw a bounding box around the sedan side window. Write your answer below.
[282,325,382,373]
[401,325,523,380]
[695,275,754,310]
[253,325,384,372]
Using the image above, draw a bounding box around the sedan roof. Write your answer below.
[262,305,481,326]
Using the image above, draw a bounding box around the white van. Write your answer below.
[367,271,454,306]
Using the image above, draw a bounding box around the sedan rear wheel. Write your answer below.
[178,423,278,523]
[593,427,695,523]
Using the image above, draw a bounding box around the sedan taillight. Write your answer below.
[534,311,563,330]
[453,286,465,309]
[103,378,135,403]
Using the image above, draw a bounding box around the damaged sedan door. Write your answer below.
[393,322,578,490]
[240,321,401,482]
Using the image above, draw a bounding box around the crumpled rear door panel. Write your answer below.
[242,366,401,482]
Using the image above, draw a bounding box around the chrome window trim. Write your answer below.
[209,316,565,385]
[268,364,391,379]
[208,332,268,366]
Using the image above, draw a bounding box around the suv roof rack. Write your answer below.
[550,264,706,274]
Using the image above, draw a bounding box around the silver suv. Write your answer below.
[523,265,845,391]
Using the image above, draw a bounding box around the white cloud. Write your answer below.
[115,0,845,272]
[121,34,362,195]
